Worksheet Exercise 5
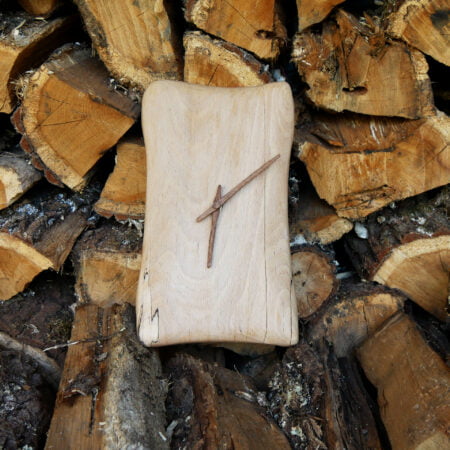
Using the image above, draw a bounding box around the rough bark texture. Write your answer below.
[357,312,450,449]
[45,303,169,449]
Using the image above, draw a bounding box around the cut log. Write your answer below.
[307,282,405,357]
[165,353,291,449]
[45,303,169,449]
[72,221,142,307]
[0,183,98,300]
[296,0,345,32]
[268,340,383,449]
[184,31,272,87]
[74,0,183,91]
[185,0,287,60]
[94,138,146,220]
[345,187,450,321]
[291,245,338,318]
[0,13,75,114]
[17,0,61,17]
[357,312,450,449]
[297,111,450,219]
[0,146,42,210]
[387,0,450,66]
[12,45,140,191]
[292,9,435,118]
[289,179,353,244]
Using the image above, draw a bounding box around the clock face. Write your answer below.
[137,80,298,347]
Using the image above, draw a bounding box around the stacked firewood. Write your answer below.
[0,0,448,448]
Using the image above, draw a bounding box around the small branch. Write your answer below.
[196,154,280,222]
[207,185,222,268]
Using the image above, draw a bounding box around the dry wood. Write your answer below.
[345,188,450,321]
[185,0,286,60]
[292,9,435,118]
[298,112,450,219]
[138,81,297,347]
[296,0,345,31]
[0,146,42,210]
[74,0,182,91]
[166,353,291,449]
[268,340,383,449]
[13,45,139,191]
[0,184,97,301]
[289,181,353,244]
[387,0,450,66]
[307,282,405,357]
[0,13,75,114]
[184,31,272,87]
[18,0,61,17]
[291,245,338,318]
[72,221,142,308]
[357,312,450,449]
[94,138,146,220]
[45,303,169,449]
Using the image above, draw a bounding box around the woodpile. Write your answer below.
[0,0,448,448]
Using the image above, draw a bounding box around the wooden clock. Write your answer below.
[137,81,298,347]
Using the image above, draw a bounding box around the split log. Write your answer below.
[17,0,61,17]
[268,340,383,449]
[12,45,140,191]
[291,245,338,318]
[387,0,450,67]
[94,138,146,220]
[0,146,42,210]
[0,183,98,300]
[74,0,183,91]
[307,282,405,357]
[45,303,169,449]
[297,111,450,219]
[345,187,450,321]
[0,13,75,114]
[357,312,450,449]
[72,221,142,307]
[185,0,287,60]
[165,353,290,449]
[292,9,435,118]
[296,0,345,32]
[184,31,272,87]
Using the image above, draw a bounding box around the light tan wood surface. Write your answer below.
[138,81,297,347]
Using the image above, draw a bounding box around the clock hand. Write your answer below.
[196,153,280,222]
[207,185,222,268]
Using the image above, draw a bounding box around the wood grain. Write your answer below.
[138,81,297,347]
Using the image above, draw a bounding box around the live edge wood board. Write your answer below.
[137,81,298,347]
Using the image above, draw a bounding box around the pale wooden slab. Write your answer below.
[137,81,298,346]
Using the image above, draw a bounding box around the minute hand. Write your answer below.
[196,154,280,222]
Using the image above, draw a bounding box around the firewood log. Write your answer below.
[357,312,450,450]
[296,0,345,31]
[0,182,98,300]
[72,221,142,307]
[291,245,339,318]
[165,353,290,449]
[184,31,272,87]
[45,303,169,449]
[0,146,42,209]
[12,45,140,191]
[306,282,405,357]
[74,0,183,91]
[268,340,383,449]
[297,112,450,219]
[292,9,435,118]
[185,0,287,60]
[345,187,450,321]
[94,138,146,220]
[387,0,450,67]
[0,13,75,114]
[17,0,61,17]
